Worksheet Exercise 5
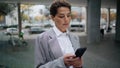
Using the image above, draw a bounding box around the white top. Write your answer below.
[53,26,74,68]
[53,26,75,55]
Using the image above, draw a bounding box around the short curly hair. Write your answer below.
[50,0,71,17]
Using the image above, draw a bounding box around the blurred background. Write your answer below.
[0,0,119,68]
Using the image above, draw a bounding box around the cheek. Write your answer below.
[55,19,64,24]
[68,18,71,22]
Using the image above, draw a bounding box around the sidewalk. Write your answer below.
[80,33,120,68]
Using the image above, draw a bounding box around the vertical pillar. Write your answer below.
[17,3,22,38]
[87,0,101,43]
[115,0,120,42]
[107,8,111,32]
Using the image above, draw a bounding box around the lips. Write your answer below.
[63,23,69,26]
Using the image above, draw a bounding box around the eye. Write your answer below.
[67,13,72,17]
[67,14,71,17]
[58,16,65,18]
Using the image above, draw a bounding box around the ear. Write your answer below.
[51,15,55,21]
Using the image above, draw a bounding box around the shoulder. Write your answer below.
[69,33,79,40]
[37,28,53,40]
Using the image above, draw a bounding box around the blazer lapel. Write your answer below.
[48,29,63,59]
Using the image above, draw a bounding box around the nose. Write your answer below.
[64,16,69,22]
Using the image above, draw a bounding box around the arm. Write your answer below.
[39,57,66,68]
[35,36,67,68]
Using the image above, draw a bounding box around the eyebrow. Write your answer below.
[59,12,71,15]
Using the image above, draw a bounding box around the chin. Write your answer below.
[61,28,67,32]
[62,30,67,32]
[64,25,69,28]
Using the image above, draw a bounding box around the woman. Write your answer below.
[35,0,82,68]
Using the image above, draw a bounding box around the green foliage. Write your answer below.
[25,25,31,28]
[21,13,29,21]
[0,3,16,15]
[21,4,34,23]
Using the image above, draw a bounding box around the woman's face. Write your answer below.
[52,7,71,32]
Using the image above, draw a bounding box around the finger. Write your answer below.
[64,60,73,66]
[64,54,75,57]
[72,57,81,61]
[65,58,73,62]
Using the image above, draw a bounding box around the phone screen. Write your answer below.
[75,47,87,57]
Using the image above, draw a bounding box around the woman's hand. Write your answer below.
[63,54,75,66]
[70,57,82,68]
[63,54,82,67]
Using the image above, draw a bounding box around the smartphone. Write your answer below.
[75,47,87,57]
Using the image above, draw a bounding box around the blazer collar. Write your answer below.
[53,25,69,37]
[47,29,78,58]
